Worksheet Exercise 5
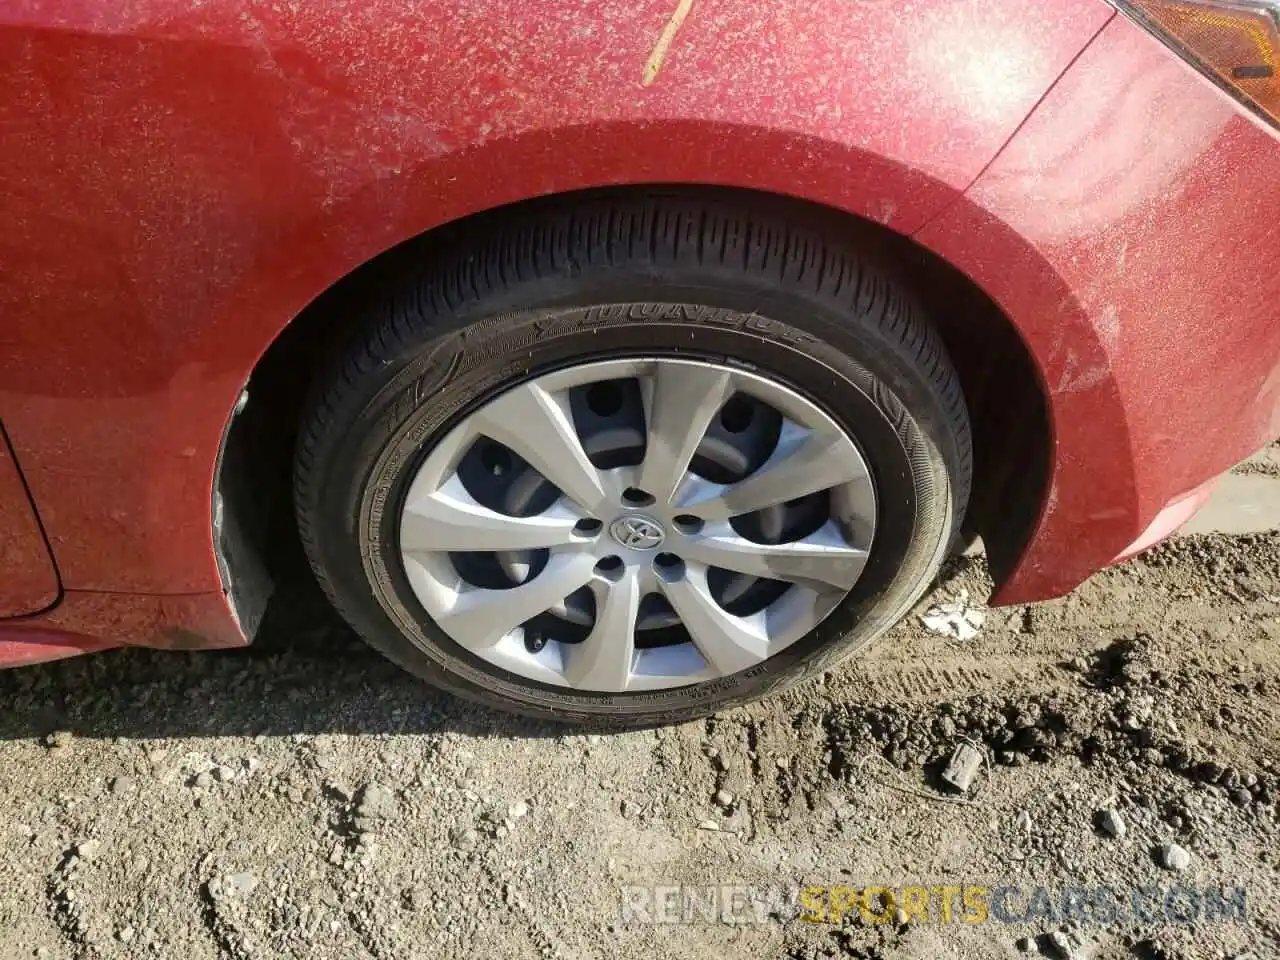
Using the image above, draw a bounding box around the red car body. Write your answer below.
[2,1,1278,666]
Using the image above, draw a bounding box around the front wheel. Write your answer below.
[294,192,972,725]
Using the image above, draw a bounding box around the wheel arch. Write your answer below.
[215,183,1057,640]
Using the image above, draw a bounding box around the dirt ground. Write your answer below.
[2,510,1279,958]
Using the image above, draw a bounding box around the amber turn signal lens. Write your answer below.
[1118,0,1280,127]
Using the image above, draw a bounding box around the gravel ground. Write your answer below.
[2,527,1279,960]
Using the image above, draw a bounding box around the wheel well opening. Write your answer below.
[886,230,1051,586]
[216,185,1050,640]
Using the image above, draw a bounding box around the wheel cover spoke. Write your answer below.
[433,553,597,650]
[471,382,614,514]
[635,363,734,506]
[396,357,878,693]
[676,520,869,590]
[678,422,870,521]
[401,476,584,553]
[658,564,770,674]
[564,569,641,690]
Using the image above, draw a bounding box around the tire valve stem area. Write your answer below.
[524,630,548,654]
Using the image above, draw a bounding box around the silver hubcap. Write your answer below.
[397,358,877,693]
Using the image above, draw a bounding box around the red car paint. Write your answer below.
[0,1,1276,665]
[0,431,59,616]
[918,15,1280,601]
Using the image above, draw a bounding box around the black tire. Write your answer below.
[294,191,972,725]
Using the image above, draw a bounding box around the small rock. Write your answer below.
[1139,748,1164,766]
[210,766,233,783]
[1231,788,1252,807]
[110,776,135,796]
[508,800,529,820]
[1014,936,1034,953]
[1014,810,1032,833]
[118,926,135,943]
[1159,842,1192,871]
[192,772,212,789]
[216,871,259,898]
[74,839,100,861]
[940,743,984,793]
[1099,807,1127,839]
[451,827,478,851]
[1046,929,1080,959]
[401,886,424,911]
[1197,761,1224,783]
[715,790,734,808]
[696,819,720,831]
[356,782,399,820]
[44,730,72,749]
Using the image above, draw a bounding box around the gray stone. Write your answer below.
[940,743,984,793]
[109,776,135,795]
[1159,842,1192,871]
[1046,930,1082,959]
[74,839,100,861]
[356,782,398,820]
[1099,807,1127,839]
[217,871,259,898]
[715,790,734,808]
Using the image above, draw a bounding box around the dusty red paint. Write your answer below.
[0,1,1276,665]
[0,592,242,668]
[0,432,59,616]
[918,15,1280,603]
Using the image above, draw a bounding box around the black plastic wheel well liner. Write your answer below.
[216,185,1049,639]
